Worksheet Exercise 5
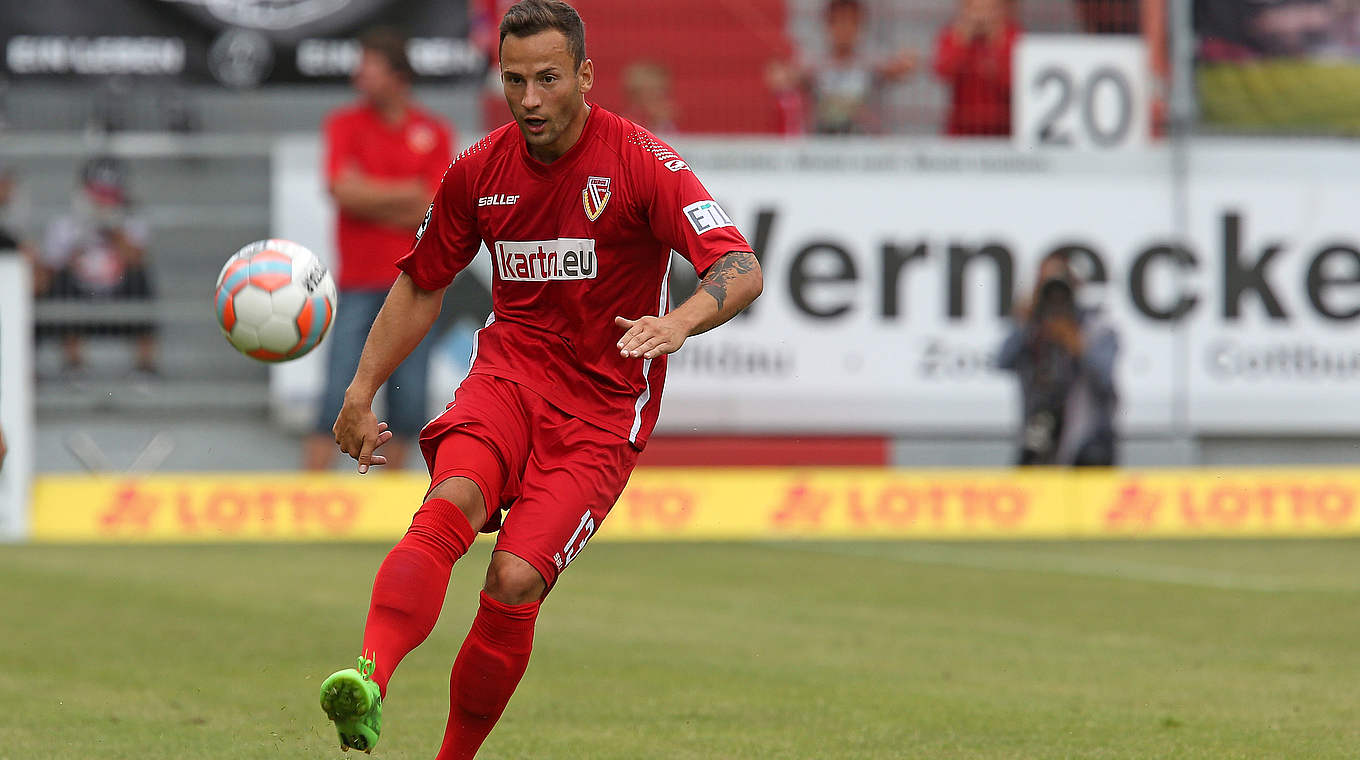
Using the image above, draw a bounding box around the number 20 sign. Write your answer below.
[1013,35,1150,151]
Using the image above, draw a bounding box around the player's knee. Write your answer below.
[483,552,545,604]
[427,476,487,530]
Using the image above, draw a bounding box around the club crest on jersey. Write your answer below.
[582,176,611,222]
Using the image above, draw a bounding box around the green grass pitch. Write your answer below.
[3,539,1359,759]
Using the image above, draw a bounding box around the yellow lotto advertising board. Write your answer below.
[28,468,1360,543]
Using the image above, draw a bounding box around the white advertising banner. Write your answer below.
[660,143,1174,435]
[1013,35,1150,151]
[271,138,1360,436]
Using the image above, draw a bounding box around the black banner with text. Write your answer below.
[2,0,480,88]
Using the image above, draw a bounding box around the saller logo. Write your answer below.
[582,176,611,221]
[495,238,598,281]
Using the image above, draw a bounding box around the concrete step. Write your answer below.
[1,152,271,209]
[34,297,271,382]
[37,377,269,417]
[32,411,427,473]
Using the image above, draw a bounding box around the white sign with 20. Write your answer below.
[1013,35,1150,152]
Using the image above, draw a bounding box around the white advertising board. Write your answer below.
[268,136,336,431]
[271,137,1360,436]
[1013,35,1150,151]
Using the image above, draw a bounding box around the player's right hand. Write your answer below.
[333,403,394,474]
[615,314,688,359]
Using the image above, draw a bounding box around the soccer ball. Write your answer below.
[214,239,337,362]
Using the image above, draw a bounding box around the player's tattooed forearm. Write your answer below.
[699,251,758,311]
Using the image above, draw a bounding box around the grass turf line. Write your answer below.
[1,539,1358,759]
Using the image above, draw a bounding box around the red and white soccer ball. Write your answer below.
[214,239,337,362]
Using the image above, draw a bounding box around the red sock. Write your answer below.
[436,591,540,760]
[361,498,475,697]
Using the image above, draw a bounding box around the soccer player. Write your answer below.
[317,1,764,757]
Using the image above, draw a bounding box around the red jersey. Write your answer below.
[324,101,454,290]
[397,105,752,448]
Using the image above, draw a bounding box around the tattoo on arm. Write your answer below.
[698,251,758,311]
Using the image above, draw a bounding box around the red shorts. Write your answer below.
[418,373,639,591]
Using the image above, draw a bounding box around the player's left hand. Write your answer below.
[615,315,687,359]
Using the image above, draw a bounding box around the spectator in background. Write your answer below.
[302,28,454,471]
[997,252,1120,467]
[39,156,158,378]
[933,0,1020,136]
[622,61,679,134]
[768,0,916,135]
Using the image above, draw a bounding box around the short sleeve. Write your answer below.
[425,122,456,191]
[395,155,481,291]
[323,113,355,186]
[636,132,752,275]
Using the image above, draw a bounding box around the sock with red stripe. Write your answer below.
[360,498,476,698]
[436,590,540,760]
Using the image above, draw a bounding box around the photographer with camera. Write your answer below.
[997,251,1120,466]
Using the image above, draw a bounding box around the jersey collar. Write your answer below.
[518,102,601,177]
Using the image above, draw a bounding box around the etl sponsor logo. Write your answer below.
[495,238,598,281]
[683,200,735,235]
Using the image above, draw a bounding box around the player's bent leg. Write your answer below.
[436,552,544,760]
[427,475,489,533]
[361,486,484,693]
[320,483,486,751]
[482,549,547,604]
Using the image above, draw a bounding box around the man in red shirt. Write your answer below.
[933,0,1021,136]
[316,2,763,758]
[302,27,454,471]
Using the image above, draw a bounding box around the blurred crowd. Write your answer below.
[6,0,1146,140]
[9,0,1358,139]
[2,156,159,381]
[758,0,1140,137]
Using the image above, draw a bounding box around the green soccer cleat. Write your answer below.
[320,654,383,753]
